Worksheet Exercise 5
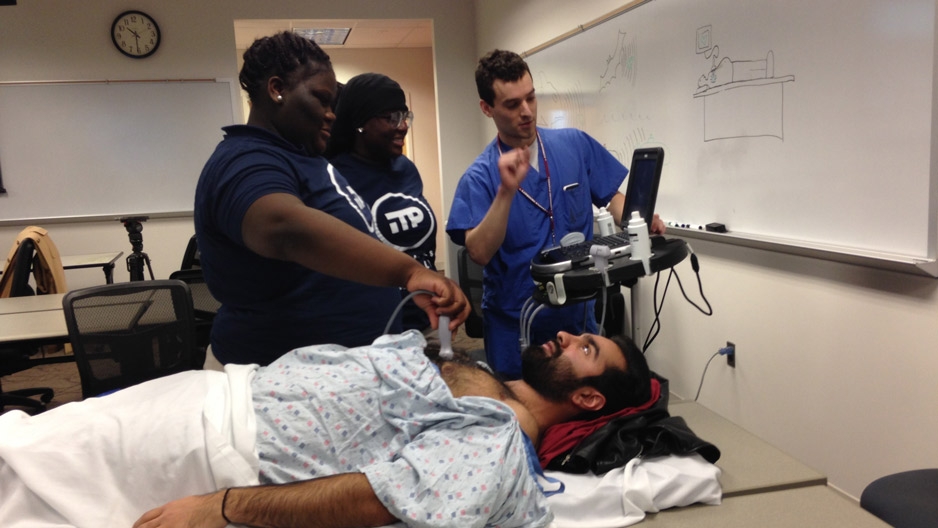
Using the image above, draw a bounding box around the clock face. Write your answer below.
[111,10,161,59]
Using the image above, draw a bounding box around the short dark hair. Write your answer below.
[475,49,531,106]
[580,335,652,418]
[238,31,332,103]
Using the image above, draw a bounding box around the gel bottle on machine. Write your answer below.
[627,211,652,275]
[595,208,616,237]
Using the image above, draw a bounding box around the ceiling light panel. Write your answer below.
[293,27,351,46]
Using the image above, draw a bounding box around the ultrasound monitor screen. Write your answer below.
[621,147,664,229]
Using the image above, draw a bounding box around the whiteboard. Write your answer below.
[525,0,936,262]
[0,80,236,222]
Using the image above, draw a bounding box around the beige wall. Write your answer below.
[475,0,938,500]
[0,0,480,285]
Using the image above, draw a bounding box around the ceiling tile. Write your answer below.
[234,18,432,49]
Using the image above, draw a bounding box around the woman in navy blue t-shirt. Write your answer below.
[327,73,438,332]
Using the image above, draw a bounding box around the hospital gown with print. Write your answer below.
[251,331,552,528]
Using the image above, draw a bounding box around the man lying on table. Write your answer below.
[0,328,650,528]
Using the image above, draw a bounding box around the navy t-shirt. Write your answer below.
[194,125,402,365]
[330,153,437,331]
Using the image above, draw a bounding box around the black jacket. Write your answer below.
[546,376,721,475]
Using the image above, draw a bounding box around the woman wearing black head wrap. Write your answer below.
[328,73,439,332]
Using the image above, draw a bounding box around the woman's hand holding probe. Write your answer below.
[406,267,470,333]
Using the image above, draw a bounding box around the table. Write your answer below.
[0,309,68,345]
[0,295,70,364]
[641,485,890,527]
[669,401,826,497]
[641,401,884,526]
[61,251,123,284]
[0,293,65,315]
[0,251,122,284]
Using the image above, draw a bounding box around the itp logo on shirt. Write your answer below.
[386,206,424,234]
[372,193,436,251]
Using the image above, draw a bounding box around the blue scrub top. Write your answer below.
[447,127,627,377]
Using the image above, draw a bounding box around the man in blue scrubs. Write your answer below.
[447,49,665,379]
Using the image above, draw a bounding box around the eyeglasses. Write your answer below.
[378,110,414,129]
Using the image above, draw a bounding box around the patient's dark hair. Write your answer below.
[239,31,332,103]
[580,335,652,419]
[475,49,531,106]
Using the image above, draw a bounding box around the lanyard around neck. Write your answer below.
[497,131,556,246]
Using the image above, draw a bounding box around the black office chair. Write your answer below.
[62,279,198,399]
[860,469,938,528]
[169,268,220,367]
[6,238,36,297]
[456,246,485,339]
[0,238,55,414]
[180,234,201,270]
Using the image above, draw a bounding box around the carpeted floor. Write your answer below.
[1,356,82,413]
[1,327,484,414]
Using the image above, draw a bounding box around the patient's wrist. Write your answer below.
[221,488,233,524]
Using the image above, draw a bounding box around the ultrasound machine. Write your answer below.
[530,146,686,301]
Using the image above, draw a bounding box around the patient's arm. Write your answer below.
[133,473,396,528]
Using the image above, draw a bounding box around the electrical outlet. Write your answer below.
[726,341,736,368]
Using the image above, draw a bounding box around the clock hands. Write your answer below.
[128,28,142,53]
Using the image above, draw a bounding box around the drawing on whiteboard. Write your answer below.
[599,30,637,92]
[693,25,795,141]
[534,75,587,129]
[626,131,665,162]
[603,127,666,166]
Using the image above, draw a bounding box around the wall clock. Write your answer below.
[111,10,161,59]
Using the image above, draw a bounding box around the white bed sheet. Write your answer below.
[0,365,259,528]
[546,454,722,528]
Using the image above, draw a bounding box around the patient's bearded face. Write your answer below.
[521,339,584,402]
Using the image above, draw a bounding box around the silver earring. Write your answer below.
[356,127,363,133]
[276,95,283,102]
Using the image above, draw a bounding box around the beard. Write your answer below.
[520,339,584,402]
